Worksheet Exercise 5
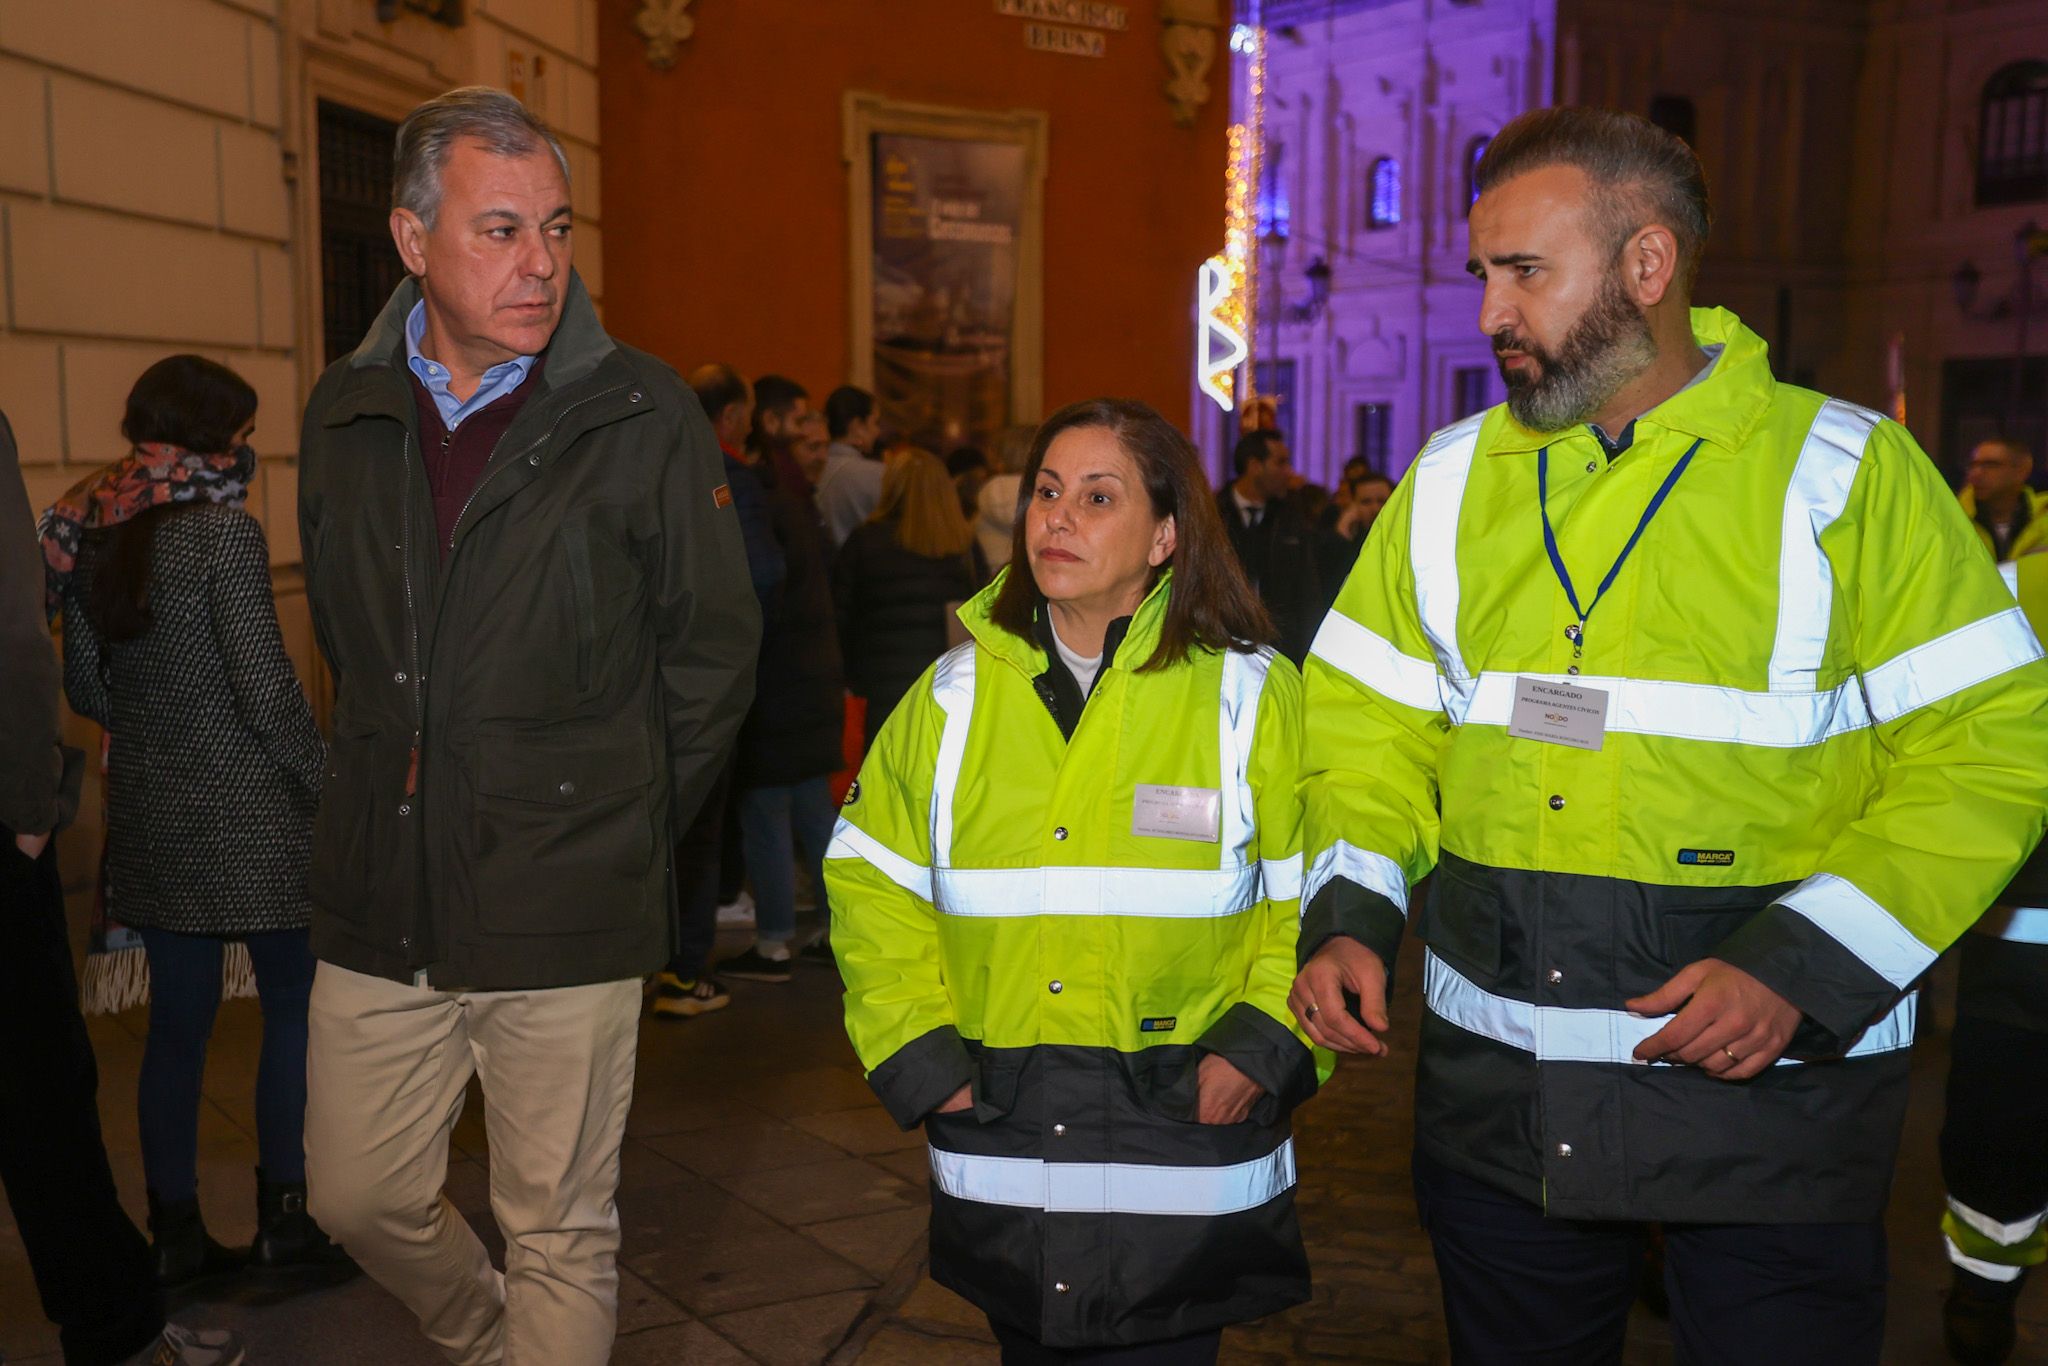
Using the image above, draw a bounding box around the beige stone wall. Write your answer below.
[0,0,604,888]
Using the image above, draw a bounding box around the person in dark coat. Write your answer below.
[649,364,787,1020]
[294,90,759,1364]
[835,447,985,750]
[716,411,848,982]
[3,406,248,1366]
[48,356,350,1295]
[1216,430,1323,663]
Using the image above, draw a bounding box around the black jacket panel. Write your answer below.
[833,519,978,729]
[1215,488,1322,664]
[734,458,844,788]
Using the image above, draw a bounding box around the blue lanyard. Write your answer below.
[1537,437,1704,658]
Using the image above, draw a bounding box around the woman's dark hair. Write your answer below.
[93,356,258,641]
[89,503,189,642]
[989,398,1275,671]
[120,354,257,455]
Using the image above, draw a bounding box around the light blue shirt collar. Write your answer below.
[404,300,538,431]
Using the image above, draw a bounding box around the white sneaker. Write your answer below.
[129,1322,247,1366]
[716,890,756,925]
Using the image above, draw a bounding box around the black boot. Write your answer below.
[147,1190,242,1290]
[1945,1264,2024,1365]
[248,1168,356,1279]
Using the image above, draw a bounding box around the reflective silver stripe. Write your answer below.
[1949,1196,2048,1249]
[1302,840,1410,917]
[1451,670,1872,748]
[1946,1240,2028,1282]
[1422,950,1917,1064]
[1309,610,1444,712]
[1981,906,2048,945]
[934,864,1261,919]
[924,637,1281,921]
[1860,607,2045,724]
[929,1139,1297,1215]
[1261,853,1304,902]
[1778,872,1938,990]
[1768,400,1879,691]
[1217,646,1275,863]
[825,818,932,901]
[2001,561,2022,595]
[1409,416,1485,684]
[928,643,977,867]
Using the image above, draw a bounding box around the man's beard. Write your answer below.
[1495,273,1657,433]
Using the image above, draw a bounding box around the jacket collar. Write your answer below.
[961,567,1175,679]
[1486,306,1774,458]
[322,270,614,428]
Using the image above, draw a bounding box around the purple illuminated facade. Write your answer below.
[1196,0,2048,490]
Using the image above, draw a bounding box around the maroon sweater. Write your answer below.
[408,359,543,559]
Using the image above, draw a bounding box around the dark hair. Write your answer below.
[93,356,259,640]
[824,385,876,439]
[1231,428,1285,479]
[945,446,989,478]
[749,373,808,448]
[1350,469,1393,495]
[121,354,257,455]
[1474,106,1713,292]
[686,362,750,428]
[1342,455,1372,482]
[89,504,190,642]
[989,399,1275,671]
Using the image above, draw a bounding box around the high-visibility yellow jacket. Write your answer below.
[826,571,1319,1347]
[1940,551,2048,1282]
[1304,307,2048,1223]
[1960,485,2048,562]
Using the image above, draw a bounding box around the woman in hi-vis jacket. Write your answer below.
[827,398,1324,1365]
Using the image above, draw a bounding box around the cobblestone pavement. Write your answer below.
[4,916,2043,1363]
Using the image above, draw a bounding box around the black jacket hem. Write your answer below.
[1298,881,1404,973]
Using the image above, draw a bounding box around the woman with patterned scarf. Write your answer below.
[40,355,351,1293]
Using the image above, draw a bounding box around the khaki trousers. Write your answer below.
[304,962,641,1366]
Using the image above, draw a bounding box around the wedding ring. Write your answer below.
[1305,1003,1322,1018]
[1723,1046,1741,1064]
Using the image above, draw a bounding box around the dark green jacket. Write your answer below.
[297,275,759,989]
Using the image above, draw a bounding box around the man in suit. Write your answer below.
[1217,428,1323,663]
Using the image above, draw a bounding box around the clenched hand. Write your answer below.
[1626,958,1801,1080]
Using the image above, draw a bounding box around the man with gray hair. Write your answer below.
[296,86,759,1364]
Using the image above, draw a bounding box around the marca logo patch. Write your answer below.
[842,779,861,807]
[712,483,733,509]
[1139,1016,1178,1033]
[1677,849,1735,866]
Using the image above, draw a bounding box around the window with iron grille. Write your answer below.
[1649,94,1697,146]
[1355,402,1391,469]
[1464,135,1490,215]
[1368,157,1401,229]
[318,102,406,366]
[1453,366,1491,420]
[1978,62,2048,207]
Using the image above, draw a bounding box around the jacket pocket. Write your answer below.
[307,728,380,925]
[1658,904,1764,971]
[1417,859,1504,982]
[561,528,597,694]
[468,726,655,936]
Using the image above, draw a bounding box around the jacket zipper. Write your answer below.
[399,431,424,795]
[445,382,630,553]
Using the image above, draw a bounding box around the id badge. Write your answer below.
[1131,784,1221,842]
[1506,676,1610,751]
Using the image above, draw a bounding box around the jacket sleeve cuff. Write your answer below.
[1299,881,1405,975]
[1711,903,1905,1049]
[865,1024,975,1130]
[1196,1001,1319,1113]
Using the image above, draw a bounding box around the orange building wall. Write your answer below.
[595,0,1227,431]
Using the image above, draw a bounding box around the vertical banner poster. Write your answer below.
[871,134,1027,454]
